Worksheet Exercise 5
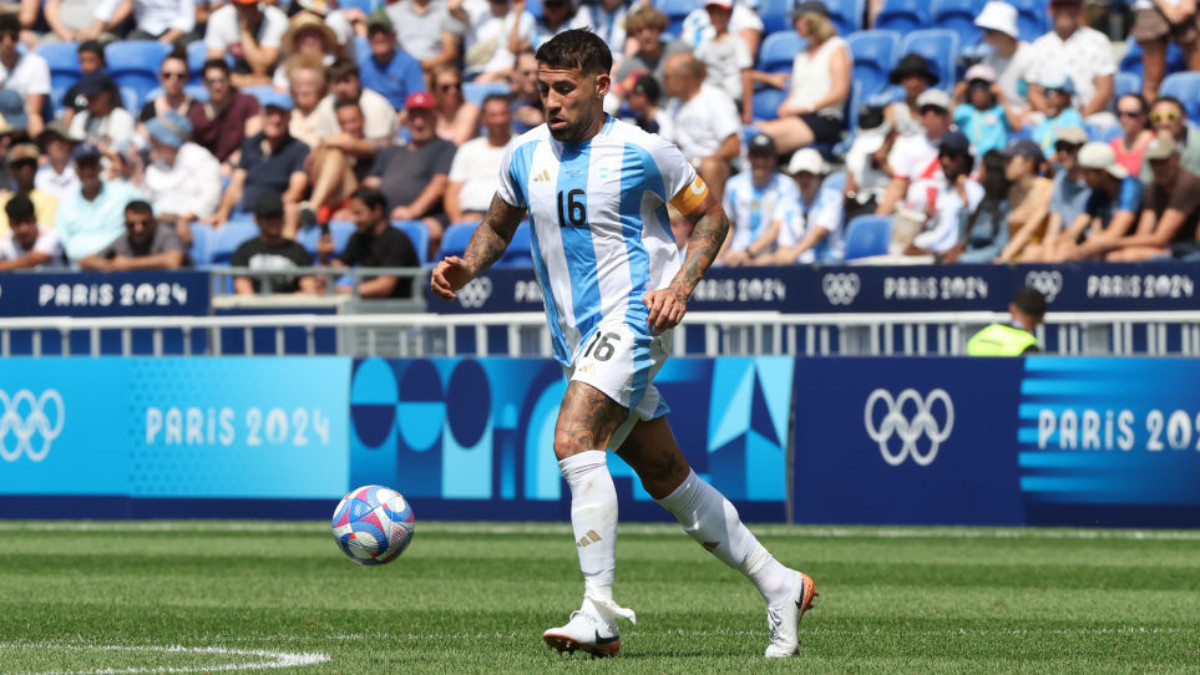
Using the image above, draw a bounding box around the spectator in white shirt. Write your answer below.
[445,93,512,223]
[450,0,535,83]
[663,51,741,205]
[877,88,955,215]
[141,111,222,245]
[91,0,198,44]
[0,15,46,138]
[693,0,753,117]
[205,0,289,89]
[679,0,763,56]
[1026,0,1116,127]
[68,71,137,150]
[35,122,82,203]
[0,195,65,271]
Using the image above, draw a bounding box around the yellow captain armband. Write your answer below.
[669,175,710,215]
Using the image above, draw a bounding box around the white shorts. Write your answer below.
[564,322,672,450]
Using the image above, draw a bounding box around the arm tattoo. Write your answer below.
[670,198,730,298]
[461,194,527,276]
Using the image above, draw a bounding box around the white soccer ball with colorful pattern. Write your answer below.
[331,485,415,565]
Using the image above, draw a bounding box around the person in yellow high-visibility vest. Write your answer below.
[967,286,1047,356]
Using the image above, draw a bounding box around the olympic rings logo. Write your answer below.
[863,388,954,466]
[458,277,493,309]
[1024,270,1063,303]
[0,389,65,462]
[822,272,860,305]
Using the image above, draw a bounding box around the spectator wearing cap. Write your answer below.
[755,1,850,154]
[510,51,544,134]
[663,52,740,206]
[1005,125,1090,261]
[139,51,195,126]
[1051,142,1145,261]
[212,92,309,237]
[61,40,106,128]
[953,64,1021,157]
[992,138,1053,262]
[445,93,512,227]
[1144,96,1200,182]
[141,111,221,244]
[1111,94,1154,177]
[613,6,690,86]
[1130,0,1200,101]
[877,88,955,216]
[358,11,427,113]
[188,59,262,169]
[680,0,764,57]
[231,190,318,295]
[1101,135,1200,262]
[54,142,148,263]
[1029,70,1085,154]
[205,0,289,90]
[0,142,58,233]
[90,0,197,46]
[288,0,359,62]
[272,12,341,92]
[68,71,136,149]
[384,0,465,72]
[1026,0,1115,126]
[448,0,536,84]
[719,133,799,266]
[0,15,45,139]
[0,194,66,271]
[317,186,420,298]
[976,1,1036,112]
[364,90,455,250]
[533,0,592,50]
[315,60,397,146]
[623,74,671,138]
[693,0,754,120]
[429,64,480,146]
[35,122,81,202]
[755,148,846,265]
[302,99,373,227]
[80,199,189,271]
[892,131,985,258]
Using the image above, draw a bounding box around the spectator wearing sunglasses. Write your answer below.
[1029,71,1084,154]
[1105,134,1200,262]
[1140,96,1200,182]
[0,143,57,233]
[1110,94,1154,177]
[1010,126,1091,262]
[139,51,196,125]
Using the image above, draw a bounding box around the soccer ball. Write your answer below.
[331,485,416,565]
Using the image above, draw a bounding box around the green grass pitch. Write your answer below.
[1,520,1198,674]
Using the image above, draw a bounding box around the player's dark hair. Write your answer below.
[536,29,613,77]
[125,200,155,219]
[351,187,387,215]
[5,192,34,225]
[327,59,360,83]
[1013,286,1047,320]
[203,58,231,78]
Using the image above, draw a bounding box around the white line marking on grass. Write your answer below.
[0,643,329,674]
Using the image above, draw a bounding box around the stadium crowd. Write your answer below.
[0,0,1198,291]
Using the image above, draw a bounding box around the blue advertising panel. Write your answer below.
[349,357,792,522]
[0,358,350,517]
[792,357,1027,526]
[0,271,211,316]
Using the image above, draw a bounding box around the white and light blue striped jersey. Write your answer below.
[496,116,701,366]
[771,181,846,264]
[722,171,798,253]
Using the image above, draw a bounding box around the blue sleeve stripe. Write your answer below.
[621,143,659,326]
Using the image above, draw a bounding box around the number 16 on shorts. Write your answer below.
[569,324,670,411]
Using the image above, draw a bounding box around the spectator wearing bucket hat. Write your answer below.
[141,111,221,244]
[719,132,798,266]
[272,11,341,91]
[68,70,137,149]
[204,0,289,89]
[0,143,58,233]
[883,53,940,143]
[0,14,47,139]
[35,122,82,203]
[1026,0,1115,127]
[289,0,358,61]
[975,1,1037,109]
[1051,141,1144,261]
[755,148,846,265]
[1101,135,1200,262]
[54,142,148,263]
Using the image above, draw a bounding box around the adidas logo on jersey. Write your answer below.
[533,169,551,183]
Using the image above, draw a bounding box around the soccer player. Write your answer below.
[430,29,816,659]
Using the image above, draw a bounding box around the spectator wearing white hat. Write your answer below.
[877,88,955,216]
[1051,141,1144,261]
[754,148,845,265]
[952,63,1021,157]
[975,1,1036,111]
[141,111,222,245]
[1026,0,1115,127]
[1102,134,1200,262]
[1130,0,1200,101]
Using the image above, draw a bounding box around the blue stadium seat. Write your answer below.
[758,0,794,36]
[242,86,280,107]
[339,0,379,13]
[437,221,480,260]
[327,220,357,256]
[392,220,430,262]
[757,30,806,74]
[527,0,543,19]
[187,40,208,86]
[1114,72,1142,100]
[1005,0,1050,42]
[843,215,893,260]
[1159,72,1200,121]
[898,29,960,92]
[930,0,986,49]
[824,0,864,37]
[143,85,210,105]
[874,0,930,35]
[105,41,173,110]
[498,222,533,268]
[846,30,900,100]
[462,81,510,108]
[752,87,787,121]
[655,0,702,38]
[296,224,321,257]
[211,218,259,265]
[189,222,214,266]
[1120,37,1186,80]
[38,42,80,116]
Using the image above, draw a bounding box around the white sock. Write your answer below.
[559,450,635,623]
[656,469,794,604]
